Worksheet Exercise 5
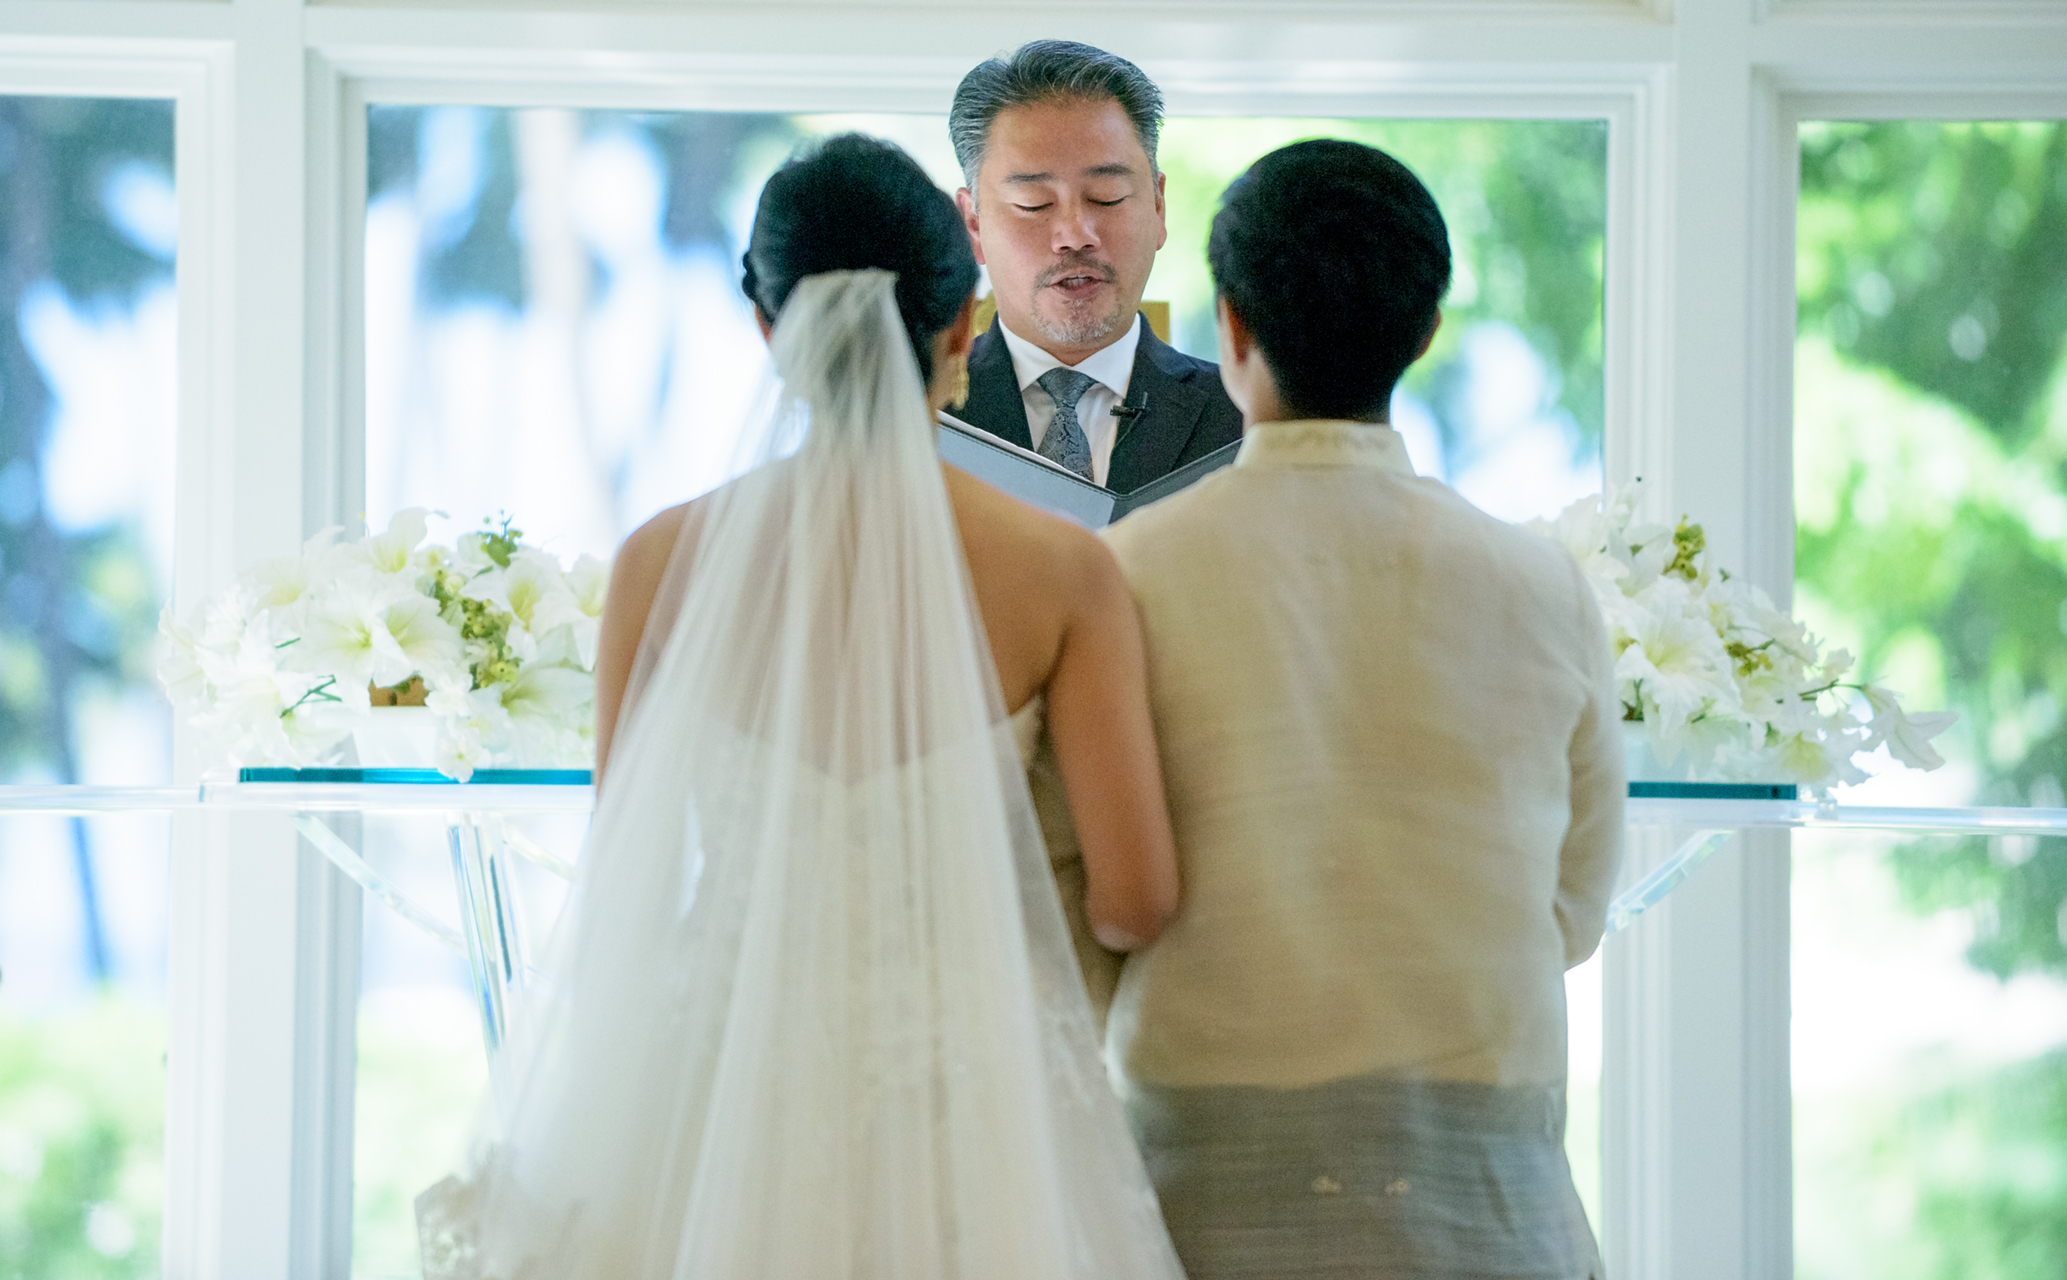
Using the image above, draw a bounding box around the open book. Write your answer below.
[937,411,1240,528]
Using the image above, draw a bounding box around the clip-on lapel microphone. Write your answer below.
[1111,392,1148,440]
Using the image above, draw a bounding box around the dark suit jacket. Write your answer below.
[955,316,1244,495]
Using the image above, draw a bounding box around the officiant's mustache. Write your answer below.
[1035,254,1117,294]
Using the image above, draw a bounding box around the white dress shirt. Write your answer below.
[997,313,1142,488]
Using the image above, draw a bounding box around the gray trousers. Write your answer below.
[1126,1074,1603,1280]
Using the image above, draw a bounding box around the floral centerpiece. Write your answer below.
[158,510,607,781]
[1528,483,1954,790]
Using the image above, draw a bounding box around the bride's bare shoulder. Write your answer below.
[942,466,1117,591]
[621,501,691,566]
[620,500,694,587]
[608,500,701,615]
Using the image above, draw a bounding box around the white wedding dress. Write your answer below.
[415,271,1184,1280]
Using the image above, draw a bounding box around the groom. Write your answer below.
[948,41,1241,493]
[1102,140,1623,1279]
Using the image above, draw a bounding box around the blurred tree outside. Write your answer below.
[1797,120,2067,975]
[365,108,1608,545]
[0,95,174,1279]
[0,95,170,925]
[1156,118,1606,507]
[367,108,1611,473]
[1793,120,2067,1278]
[0,999,164,1278]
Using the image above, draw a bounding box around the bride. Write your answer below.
[416,133,1186,1279]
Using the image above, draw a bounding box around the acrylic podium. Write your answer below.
[1,769,591,1059]
[5,774,2064,1065]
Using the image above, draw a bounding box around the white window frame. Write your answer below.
[1,1,2062,1275]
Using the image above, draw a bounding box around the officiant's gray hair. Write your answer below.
[950,41,1164,193]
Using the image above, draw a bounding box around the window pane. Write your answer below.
[1793,119,2067,1279]
[357,105,1607,1268]
[363,108,1604,552]
[350,812,582,1279]
[0,93,176,1278]
[350,816,482,1279]
[1564,950,1604,1232]
[1155,117,1606,523]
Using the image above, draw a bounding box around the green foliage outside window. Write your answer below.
[0,95,170,780]
[1797,120,2067,977]
[0,94,172,1279]
[0,999,163,1279]
[1794,120,2067,1279]
[1155,117,1607,465]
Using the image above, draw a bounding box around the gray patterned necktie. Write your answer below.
[1035,368,1098,481]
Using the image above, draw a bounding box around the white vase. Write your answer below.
[1621,721,1687,783]
[351,707,440,768]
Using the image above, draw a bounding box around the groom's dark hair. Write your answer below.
[1209,139,1451,423]
[950,41,1164,192]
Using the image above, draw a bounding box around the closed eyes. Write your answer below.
[1011,197,1127,212]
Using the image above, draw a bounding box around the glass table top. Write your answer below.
[3,777,2063,842]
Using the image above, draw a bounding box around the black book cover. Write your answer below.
[937,411,1238,528]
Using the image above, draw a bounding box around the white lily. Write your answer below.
[1859,684,1957,769]
[1774,731,1844,788]
[432,686,517,782]
[1530,484,1955,791]
[1886,707,1958,771]
[339,508,431,582]
[291,579,404,690]
[1526,499,1627,589]
[293,578,460,691]
[1616,521,1675,593]
[159,512,606,778]
[452,531,497,575]
[241,526,344,611]
[434,727,495,784]
[155,606,208,712]
[189,596,296,700]
[465,550,581,636]
[530,624,585,671]
[1613,582,1741,735]
[384,593,465,682]
[498,663,592,726]
[564,553,609,668]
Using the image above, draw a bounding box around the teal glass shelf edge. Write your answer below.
[239,767,592,785]
[1628,780,1797,800]
[232,767,1767,798]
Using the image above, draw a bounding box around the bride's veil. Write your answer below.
[435,269,1182,1278]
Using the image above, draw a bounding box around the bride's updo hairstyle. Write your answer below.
[742,133,978,386]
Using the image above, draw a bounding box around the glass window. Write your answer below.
[1793,119,2067,1279]
[363,108,1606,553]
[1155,117,1606,523]
[355,105,1609,1269]
[0,93,177,1277]
[350,810,582,1278]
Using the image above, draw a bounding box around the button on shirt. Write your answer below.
[997,313,1143,489]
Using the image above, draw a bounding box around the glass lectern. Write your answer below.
[5,775,2062,1064]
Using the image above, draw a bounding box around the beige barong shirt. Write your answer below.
[1095,419,1623,1279]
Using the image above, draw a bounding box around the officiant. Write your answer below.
[948,41,1242,492]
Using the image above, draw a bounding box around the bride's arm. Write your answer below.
[1045,540,1181,951]
[592,506,689,789]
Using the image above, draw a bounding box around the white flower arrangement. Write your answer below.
[1528,483,1955,790]
[158,510,607,781]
